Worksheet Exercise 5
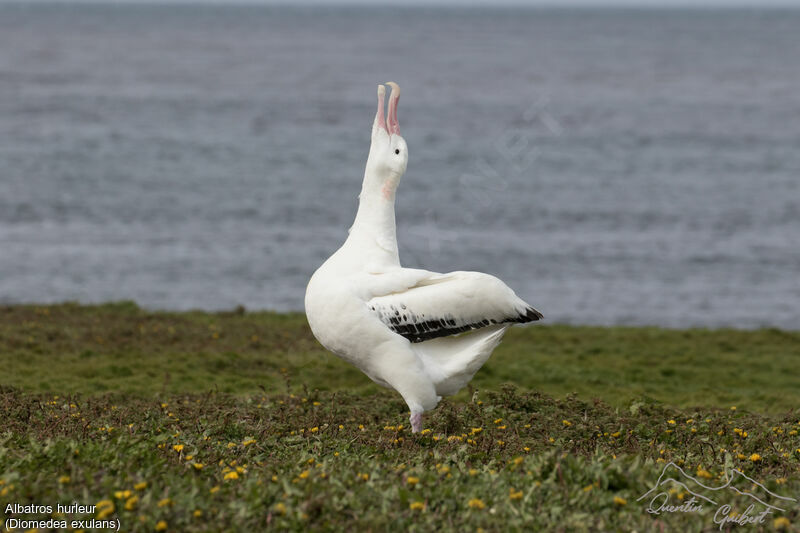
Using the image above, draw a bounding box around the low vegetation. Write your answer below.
[0,303,798,531]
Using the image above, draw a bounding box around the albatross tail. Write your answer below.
[412,325,509,397]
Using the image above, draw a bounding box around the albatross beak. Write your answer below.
[385,81,400,135]
[374,84,388,135]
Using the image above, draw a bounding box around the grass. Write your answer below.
[1,302,799,411]
[1,303,799,531]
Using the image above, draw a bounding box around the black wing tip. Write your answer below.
[523,307,544,322]
[394,320,486,343]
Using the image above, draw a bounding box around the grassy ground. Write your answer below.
[1,303,799,532]
[2,302,799,411]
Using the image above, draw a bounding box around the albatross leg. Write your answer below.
[410,412,423,433]
[373,340,440,434]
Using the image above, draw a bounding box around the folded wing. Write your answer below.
[367,270,542,343]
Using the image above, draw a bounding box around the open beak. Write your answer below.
[375,84,387,134]
[385,81,400,135]
[374,82,400,136]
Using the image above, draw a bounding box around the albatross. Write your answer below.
[305,82,542,433]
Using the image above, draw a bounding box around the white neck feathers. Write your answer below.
[347,163,400,262]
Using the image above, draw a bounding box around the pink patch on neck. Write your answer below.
[381,182,393,200]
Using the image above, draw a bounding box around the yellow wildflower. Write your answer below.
[774,517,791,530]
[155,520,167,531]
[409,501,425,511]
[468,498,486,510]
[509,488,523,500]
[667,420,676,425]
[407,476,420,486]
[224,471,239,481]
[298,470,310,480]
[469,469,479,476]
[749,453,761,462]
[562,420,572,427]
[173,444,184,452]
[614,496,627,506]
[193,463,204,470]
[209,486,220,494]
[96,500,114,519]
[124,496,138,511]
[58,475,70,484]
[274,502,287,515]
[696,468,712,479]
[158,498,173,507]
[193,510,203,518]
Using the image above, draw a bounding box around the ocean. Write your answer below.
[0,3,798,328]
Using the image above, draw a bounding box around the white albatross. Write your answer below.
[305,82,542,433]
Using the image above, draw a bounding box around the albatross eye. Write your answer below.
[395,149,400,155]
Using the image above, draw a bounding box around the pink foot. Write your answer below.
[410,412,423,433]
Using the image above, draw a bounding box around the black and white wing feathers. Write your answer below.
[367,270,542,343]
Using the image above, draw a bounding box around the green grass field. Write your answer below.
[1,303,799,532]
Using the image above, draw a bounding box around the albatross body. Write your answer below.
[305,83,542,432]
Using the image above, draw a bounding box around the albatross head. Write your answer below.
[366,82,408,197]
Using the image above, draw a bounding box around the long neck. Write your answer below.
[347,165,399,264]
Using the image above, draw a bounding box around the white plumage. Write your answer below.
[305,82,542,432]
